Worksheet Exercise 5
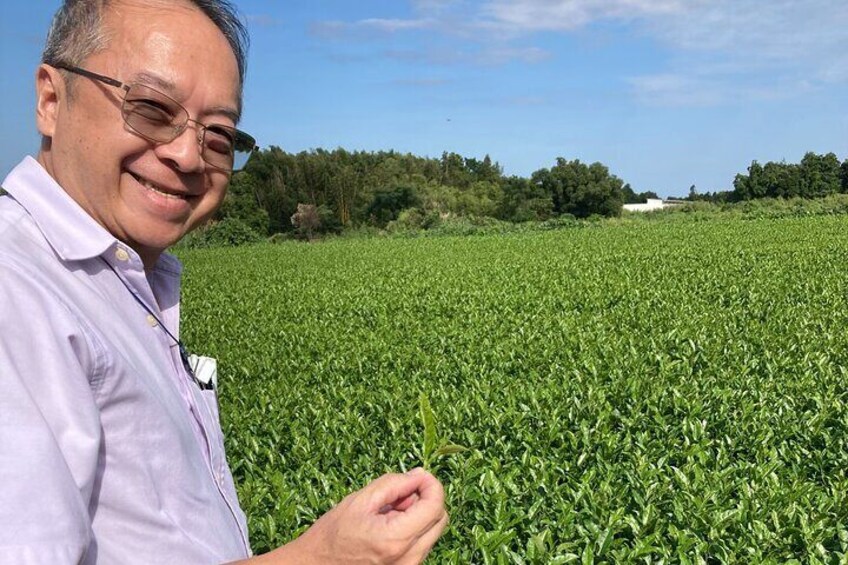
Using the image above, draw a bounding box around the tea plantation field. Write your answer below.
[179,216,848,563]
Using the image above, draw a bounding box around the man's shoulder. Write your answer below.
[0,191,44,254]
[0,194,72,297]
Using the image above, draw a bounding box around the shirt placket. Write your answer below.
[143,254,251,552]
[183,376,251,550]
[109,246,239,510]
[107,246,208,453]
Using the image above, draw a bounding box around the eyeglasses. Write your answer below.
[54,64,257,172]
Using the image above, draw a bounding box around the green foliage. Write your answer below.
[179,213,848,562]
[841,159,848,192]
[531,158,625,218]
[621,183,659,204]
[636,194,848,223]
[385,208,437,233]
[733,152,844,201]
[317,204,342,235]
[497,176,555,222]
[215,148,848,241]
[539,213,581,230]
[420,393,437,469]
[240,147,507,234]
[419,392,468,471]
[227,147,845,239]
[178,217,263,249]
[217,172,271,236]
[425,215,514,237]
[365,185,421,227]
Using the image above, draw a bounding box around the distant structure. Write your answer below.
[623,198,686,213]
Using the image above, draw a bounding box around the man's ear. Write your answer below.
[36,65,64,138]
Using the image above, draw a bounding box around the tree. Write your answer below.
[733,153,843,201]
[799,152,841,198]
[734,161,766,200]
[291,203,321,241]
[497,176,553,221]
[531,158,624,219]
[365,186,421,227]
[622,184,639,204]
[841,158,848,193]
[242,146,302,234]
[623,183,660,204]
[761,161,800,198]
[216,172,270,235]
[465,154,502,184]
[440,152,473,188]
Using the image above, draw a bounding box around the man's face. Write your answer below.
[38,0,241,267]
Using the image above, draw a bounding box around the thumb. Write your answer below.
[362,471,429,513]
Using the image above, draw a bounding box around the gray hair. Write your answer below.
[42,0,249,110]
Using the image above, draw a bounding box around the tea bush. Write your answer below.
[179,215,848,563]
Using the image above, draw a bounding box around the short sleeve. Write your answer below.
[0,261,103,564]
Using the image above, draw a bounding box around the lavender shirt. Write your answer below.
[0,157,251,564]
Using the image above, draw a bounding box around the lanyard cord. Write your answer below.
[99,256,211,389]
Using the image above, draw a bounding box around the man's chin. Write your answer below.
[124,228,188,264]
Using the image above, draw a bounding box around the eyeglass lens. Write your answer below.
[121,83,254,171]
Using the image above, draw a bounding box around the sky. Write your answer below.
[1,1,846,198]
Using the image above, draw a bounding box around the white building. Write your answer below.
[623,198,685,213]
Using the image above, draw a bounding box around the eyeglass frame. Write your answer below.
[51,63,258,173]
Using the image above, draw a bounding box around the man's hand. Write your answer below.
[246,468,448,565]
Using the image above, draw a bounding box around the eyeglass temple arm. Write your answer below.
[53,64,127,91]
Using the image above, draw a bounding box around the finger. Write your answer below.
[406,469,443,504]
[392,491,420,512]
[400,510,450,565]
[379,491,420,514]
[387,475,445,535]
[362,471,433,513]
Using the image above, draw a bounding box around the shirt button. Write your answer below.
[115,248,130,262]
[146,314,158,327]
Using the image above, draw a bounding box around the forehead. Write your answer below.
[96,0,241,115]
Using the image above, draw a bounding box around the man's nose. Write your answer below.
[153,122,206,173]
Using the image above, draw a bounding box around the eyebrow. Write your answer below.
[132,71,177,93]
[131,71,241,124]
[205,105,241,125]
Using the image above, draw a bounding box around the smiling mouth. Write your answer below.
[129,172,191,200]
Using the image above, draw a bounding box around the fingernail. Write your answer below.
[407,467,425,476]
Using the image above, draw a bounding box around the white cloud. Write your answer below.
[357,18,435,32]
[632,0,848,104]
[383,45,551,66]
[312,17,435,37]
[477,46,552,65]
[314,0,848,103]
[648,0,848,61]
[480,0,686,31]
[412,0,466,15]
[476,0,848,66]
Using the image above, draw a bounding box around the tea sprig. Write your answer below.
[419,392,467,471]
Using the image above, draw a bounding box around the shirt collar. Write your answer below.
[3,156,183,277]
[2,156,182,277]
[2,156,116,262]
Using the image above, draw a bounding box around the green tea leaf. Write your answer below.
[419,392,437,469]
[433,444,468,458]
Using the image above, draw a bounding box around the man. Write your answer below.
[0,1,447,563]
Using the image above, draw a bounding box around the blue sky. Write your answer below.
[1,1,846,197]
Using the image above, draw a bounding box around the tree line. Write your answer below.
[688,152,848,203]
[215,148,848,238]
